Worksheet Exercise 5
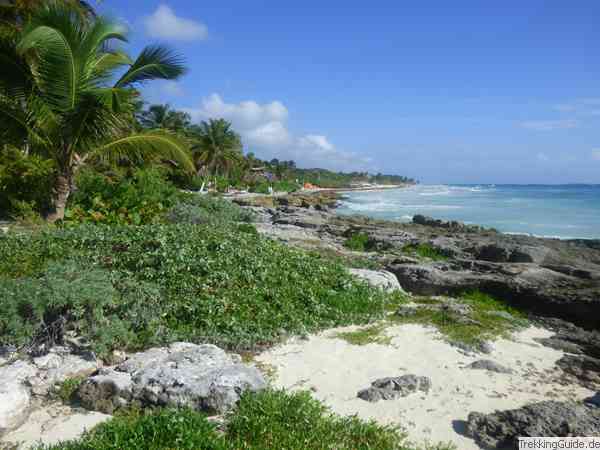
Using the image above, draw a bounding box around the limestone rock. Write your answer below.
[78,343,266,415]
[0,361,37,434]
[357,374,431,403]
[467,401,600,449]
[348,268,404,293]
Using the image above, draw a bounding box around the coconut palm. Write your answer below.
[139,104,191,133]
[0,2,194,221]
[191,119,243,178]
[0,0,95,36]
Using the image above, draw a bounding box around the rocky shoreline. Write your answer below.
[238,191,600,447]
[1,191,599,449]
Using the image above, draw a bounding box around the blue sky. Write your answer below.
[98,1,599,184]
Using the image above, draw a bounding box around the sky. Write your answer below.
[97,1,599,184]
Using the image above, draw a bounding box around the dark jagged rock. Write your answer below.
[357,375,431,402]
[586,392,600,408]
[412,214,490,233]
[386,261,600,328]
[467,401,600,449]
[556,354,600,390]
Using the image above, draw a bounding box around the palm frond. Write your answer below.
[17,24,79,110]
[0,94,48,148]
[90,131,194,172]
[114,45,186,88]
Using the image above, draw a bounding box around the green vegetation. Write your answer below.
[393,291,527,347]
[57,376,85,403]
[38,390,453,450]
[0,224,394,356]
[403,243,448,261]
[344,232,373,251]
[1,2,194,221]
[334,323,392,346]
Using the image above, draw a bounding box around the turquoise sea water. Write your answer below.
[337,184,600,239]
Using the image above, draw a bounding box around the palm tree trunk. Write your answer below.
[47,173,71,223]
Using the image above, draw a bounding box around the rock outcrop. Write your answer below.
[467,401,600,449]
[357,375,431,402]
[78,342,266,415]
[348,268,405,293]
[0,347,100,436]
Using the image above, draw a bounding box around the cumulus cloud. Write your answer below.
[519,119,579,131]
[592,149,600,161]
[185,94,372,171]
[143,5,208,41]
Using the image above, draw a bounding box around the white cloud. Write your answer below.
[143,5,208,41]
[519,119,579,131]
[185,94,372,171]
[161,81,184,97]
[592,149,600,161]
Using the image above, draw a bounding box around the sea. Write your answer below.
[336,184,600,240]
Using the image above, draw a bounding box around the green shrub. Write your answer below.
[0,260,168,356]
[66,168,180,225]
[37,408,225,450]
[226,390,408,449]
[169,195,254,225]
[403,243,448,261]
[57,376,85,403]
[0,147,55,218]
[39,390,434,450]
[344,232,372,251]
[0,224,391,353]
[249,182,270,194]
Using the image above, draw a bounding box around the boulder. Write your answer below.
[348,268,404,293]
[0,361,37,435]
[467,401,600,449]
[465,360,513,374]
[585,392,600,408]
[556,354,600,390]
[78,343,266,415]
[357,374,431,402]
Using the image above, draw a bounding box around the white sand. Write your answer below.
[256,324,594,449]
[2,403,111,449]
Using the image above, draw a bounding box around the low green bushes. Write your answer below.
[403,243,448,261]
[167,194,254,225]
[343,232,372,251]
[0,147,55,219]
[66,168,181,225]
[38,390,438,450]
[0,224,394,355]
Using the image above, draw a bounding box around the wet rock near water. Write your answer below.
[357,375,431,403]
[78,343,266,415]
[467,401,600,449]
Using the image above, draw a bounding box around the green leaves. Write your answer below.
[114,45,186,88]
[92,131,194,173]
[0,222,391,353]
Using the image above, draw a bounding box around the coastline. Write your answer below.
[336,184,600,241]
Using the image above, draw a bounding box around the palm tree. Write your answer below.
[0,2,194,221]
[0,0,95,36]
[139,104,191,133]
[190,119,243,178]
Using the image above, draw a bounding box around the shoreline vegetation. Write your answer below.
[1,2,599,450]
